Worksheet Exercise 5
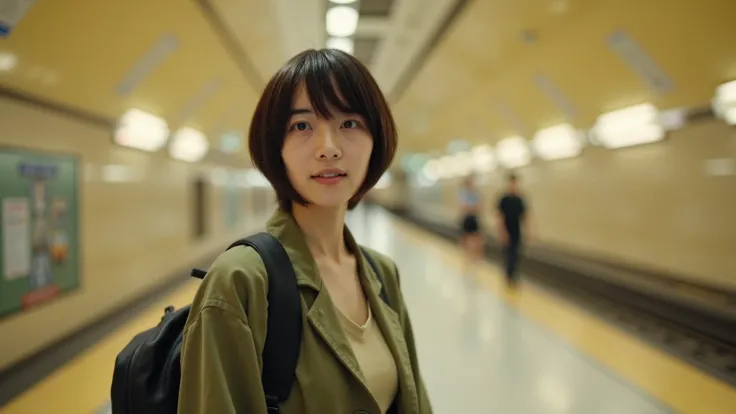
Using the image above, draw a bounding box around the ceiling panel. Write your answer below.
[0,0,282,158]
[360,0,396,17]
[6,0,733,162]
[393,0,736,154]
[369,0,463,98]
[354,37,381,66]
[206,0,288,83]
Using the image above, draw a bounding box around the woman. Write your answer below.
[178,49,432,414]
[458,176,483,272]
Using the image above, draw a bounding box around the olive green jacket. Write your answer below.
[178,209,433,414]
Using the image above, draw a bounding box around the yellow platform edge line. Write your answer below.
[0,281,201,414]
[393,216,736,414]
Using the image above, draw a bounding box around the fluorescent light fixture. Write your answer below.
[401,153,428,173]
[713,80,736,125]
[430,153,473,179]
[326,37,354,54]
[414,173,437,188]
[330,0,357,3]
[471,144,495,173]
[723,107,736,126]
[374,172,393,189]
[422,159,440,181]
[593,103,664,148]
[219,131,242,154]
[0,51,17,72]
[169,127,209,162]
[326,6,359,37]
[101,165,144,183]
[437,155,457,178]
[715,80,736,103]
[447,139,472,154]
[532,123,582,160]
[451,152,474,177]
[114,108,170,152]
[496,136,531,168]
[659,107,687,131]
[244,169,272,188]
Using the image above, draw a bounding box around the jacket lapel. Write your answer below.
[355,247,420,414]
[265,210,377,403]
[264,209,419,413]
[305,290,371,387]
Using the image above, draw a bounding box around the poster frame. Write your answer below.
[0,144,83,321]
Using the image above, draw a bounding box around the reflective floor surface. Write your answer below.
[2,205,735,413]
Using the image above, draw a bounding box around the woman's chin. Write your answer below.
[303,194,352,210]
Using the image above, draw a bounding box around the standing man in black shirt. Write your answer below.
[496,173,532,285]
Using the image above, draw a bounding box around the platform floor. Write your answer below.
[2,206,735,414]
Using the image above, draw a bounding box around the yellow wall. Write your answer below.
[374,119,736,291]
[0,96,275,371]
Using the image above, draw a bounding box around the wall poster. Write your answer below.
[0,146,80,319]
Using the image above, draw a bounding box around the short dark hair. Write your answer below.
[248,49,397,212]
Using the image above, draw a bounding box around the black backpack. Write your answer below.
[110,232,389,414]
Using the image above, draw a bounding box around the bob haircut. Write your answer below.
[248,48,397,212]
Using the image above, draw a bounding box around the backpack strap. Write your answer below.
[227,232,302,413]
[189,237,387,411]
[359,246,390,306]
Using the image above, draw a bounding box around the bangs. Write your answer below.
[289,50,372,120]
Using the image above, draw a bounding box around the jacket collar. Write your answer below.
[265,208,419,413]
[264,208,384,296]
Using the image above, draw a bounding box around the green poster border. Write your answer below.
[0,144,83,321]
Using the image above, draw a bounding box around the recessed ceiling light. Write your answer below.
[326,6,359,37]
[114,109,170,152]
[331,0,358,4]
[169,127,209,163]
[0,51,18,72]
[326,37,354,54]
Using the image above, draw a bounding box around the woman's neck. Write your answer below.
[291,203,349,261]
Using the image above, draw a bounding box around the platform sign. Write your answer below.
[0,0,38,38]
[0,146,80,319]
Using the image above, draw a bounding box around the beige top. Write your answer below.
[337,304,399,413]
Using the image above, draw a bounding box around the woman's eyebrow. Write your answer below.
[289,106,361,118]
[290,108,313,116]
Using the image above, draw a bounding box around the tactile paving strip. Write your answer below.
[538,277,736,388]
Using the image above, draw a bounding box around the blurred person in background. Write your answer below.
[496,173,533,286]
[459,175,484,275]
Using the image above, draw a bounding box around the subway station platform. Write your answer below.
[1,206,734,414]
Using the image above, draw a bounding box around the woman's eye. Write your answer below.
[342,120,359,129]
[292,121,310,131]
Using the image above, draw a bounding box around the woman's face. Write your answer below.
[281,85,374,209]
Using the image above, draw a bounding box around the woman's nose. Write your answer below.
[315,130,342,160]
[318,147,341,159]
